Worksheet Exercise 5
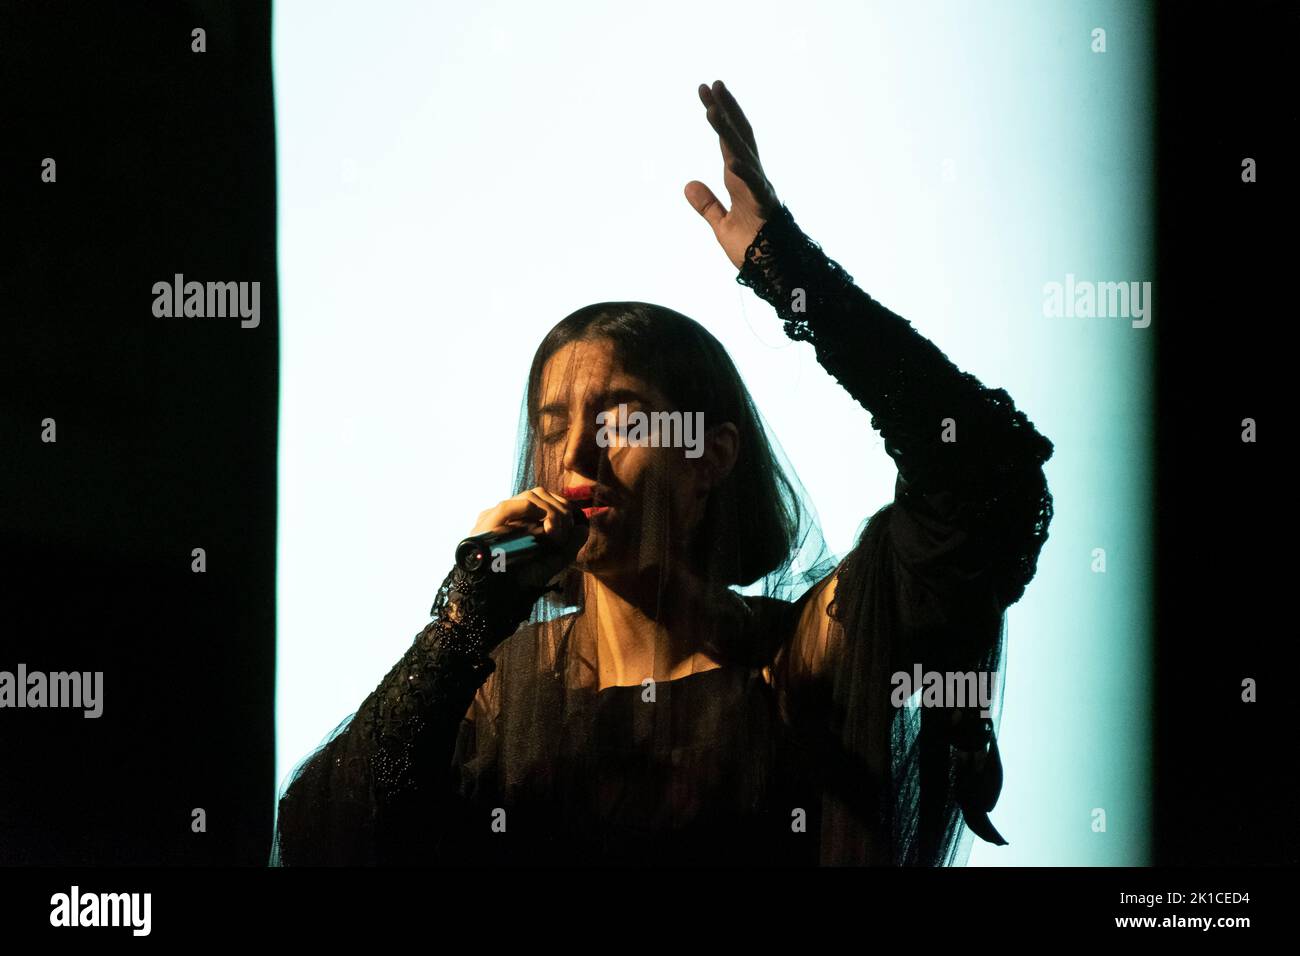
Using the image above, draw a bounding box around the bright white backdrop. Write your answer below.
[273,0,1154,865]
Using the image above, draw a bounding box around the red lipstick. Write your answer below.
[560,484,611,518]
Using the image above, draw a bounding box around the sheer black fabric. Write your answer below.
[270,204,1054,867]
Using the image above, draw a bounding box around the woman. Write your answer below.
[270,80,1055,866]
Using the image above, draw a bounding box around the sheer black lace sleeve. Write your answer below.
[736,203,1054,614]
[737,203,1054,861]
[269,564,551,866]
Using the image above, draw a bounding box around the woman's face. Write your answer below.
[534,337,735,577]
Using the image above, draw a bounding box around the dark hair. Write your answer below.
[516,301,804,589]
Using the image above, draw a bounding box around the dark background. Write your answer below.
[1,1,277,864]
[1154,2,1292,865]
[0,0,1292,867]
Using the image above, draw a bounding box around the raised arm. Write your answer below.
[738,203,1054,613]
[736,200,1054,856]
[685,80,1053,637]
[686,80,1054,859]
[738,200,1053,652]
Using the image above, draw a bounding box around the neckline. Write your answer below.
[592,665,735,696]
[548,606,762,697]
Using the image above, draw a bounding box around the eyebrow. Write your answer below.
[537,387,648,419]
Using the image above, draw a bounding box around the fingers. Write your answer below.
[521,488,573,542]
[704,101,750,169]
[696,79,778,218]
[526,487,589,562]
[470,488,589,588]
[684,179,727,229]
[710,80,757,152]
[473,488,558,536]
[699,81,759,166]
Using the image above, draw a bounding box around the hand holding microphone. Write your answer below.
[455,487,591,592]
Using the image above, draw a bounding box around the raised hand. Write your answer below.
[684,80,782,270]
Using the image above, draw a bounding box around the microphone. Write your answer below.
[454,496,592,579]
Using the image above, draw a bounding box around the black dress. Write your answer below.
[270,204,1055,867]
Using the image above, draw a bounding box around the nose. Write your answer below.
[561,413,602,481]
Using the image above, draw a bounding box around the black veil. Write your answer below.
[446,299,1011,866]
[270,205,1050,867]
